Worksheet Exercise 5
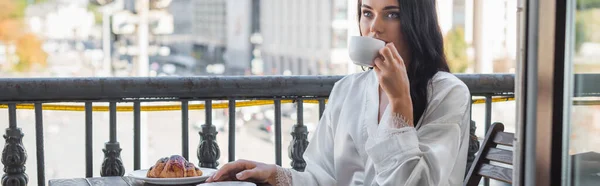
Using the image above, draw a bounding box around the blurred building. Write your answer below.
[259,0,373,76]
[156,0,195,56]
[158,0,253,75]
[259,0,334,75]
[163,0,338,76]
[157,0,519,75]
[331,0,353,75]
[190,0,229,70]
[162,0,352,76]
[224,0,254,75]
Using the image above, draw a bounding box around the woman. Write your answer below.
[206,0,470,185]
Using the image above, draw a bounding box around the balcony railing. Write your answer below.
[0,73,596,186]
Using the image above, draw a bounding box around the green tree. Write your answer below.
[0,0,48,72]
[15,33,47,72]
[578,0,600,10]
[87,3,104,24]
[574,15,588,53]
[444,27,469,73]
[0,0,24,42]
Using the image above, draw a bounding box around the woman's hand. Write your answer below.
[205,159,278,185]
[373,43,414,127]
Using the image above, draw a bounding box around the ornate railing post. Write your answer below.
[101,142,125,176]
[2,104,28,186]
[198,124,220,168]
[289,124,309,171]
[198,100,220,168]
[101,102,125,176]
[289,100,309,171]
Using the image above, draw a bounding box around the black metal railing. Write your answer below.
[3,74,597,186]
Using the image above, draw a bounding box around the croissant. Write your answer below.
[146,155,204,178]
[184,162,203,177]
[147,157,168,178]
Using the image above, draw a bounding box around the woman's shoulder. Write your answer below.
[419,71,471,124]
[429,71,470,100]
[329,70,372,98]
[430,71,468,90]
[335,70,372,86]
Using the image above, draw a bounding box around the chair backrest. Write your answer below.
[464,122,514,186]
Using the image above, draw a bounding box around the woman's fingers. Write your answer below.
[381,46,395,62]
[208,173,236,182]
[378,49,392,69]
[207,160,254,182]
[373,65,381,74]
[373,57,384,71]
[209,162,238,181]
[385,43,405,66]
[235,168,260,180]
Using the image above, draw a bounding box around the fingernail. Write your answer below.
[236,173,243,179]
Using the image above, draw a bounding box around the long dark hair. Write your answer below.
[358,0,450,125]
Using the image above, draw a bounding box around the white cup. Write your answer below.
[348,36,385,67]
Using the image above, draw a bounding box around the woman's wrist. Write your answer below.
[266,164,279,185]
[390,96,414,127]
[267,165,292,186]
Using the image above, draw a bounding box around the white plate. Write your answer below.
[198,181,257,186]
[127,168,217,185]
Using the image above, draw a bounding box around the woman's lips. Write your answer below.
[366,34,389,44]
[373,37,389,44]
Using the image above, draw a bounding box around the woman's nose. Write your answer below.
[369,16,384,36]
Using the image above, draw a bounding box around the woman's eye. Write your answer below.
[362,11,373,18]
[387,12,399,19]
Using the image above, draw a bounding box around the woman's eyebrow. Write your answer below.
[383,6,400,10]
[361,4,400,10]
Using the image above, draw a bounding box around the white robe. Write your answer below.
[288,70,471,186]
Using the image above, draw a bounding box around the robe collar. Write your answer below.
[363,70,381,138]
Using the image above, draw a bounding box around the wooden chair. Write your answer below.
[464,122,514,186]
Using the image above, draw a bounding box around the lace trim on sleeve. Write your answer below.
[390,112,412,129]
[274,166,293,186]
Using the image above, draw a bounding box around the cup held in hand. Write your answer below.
[348,36,385,67]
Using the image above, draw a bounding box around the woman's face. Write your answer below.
[359,0,410,62]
